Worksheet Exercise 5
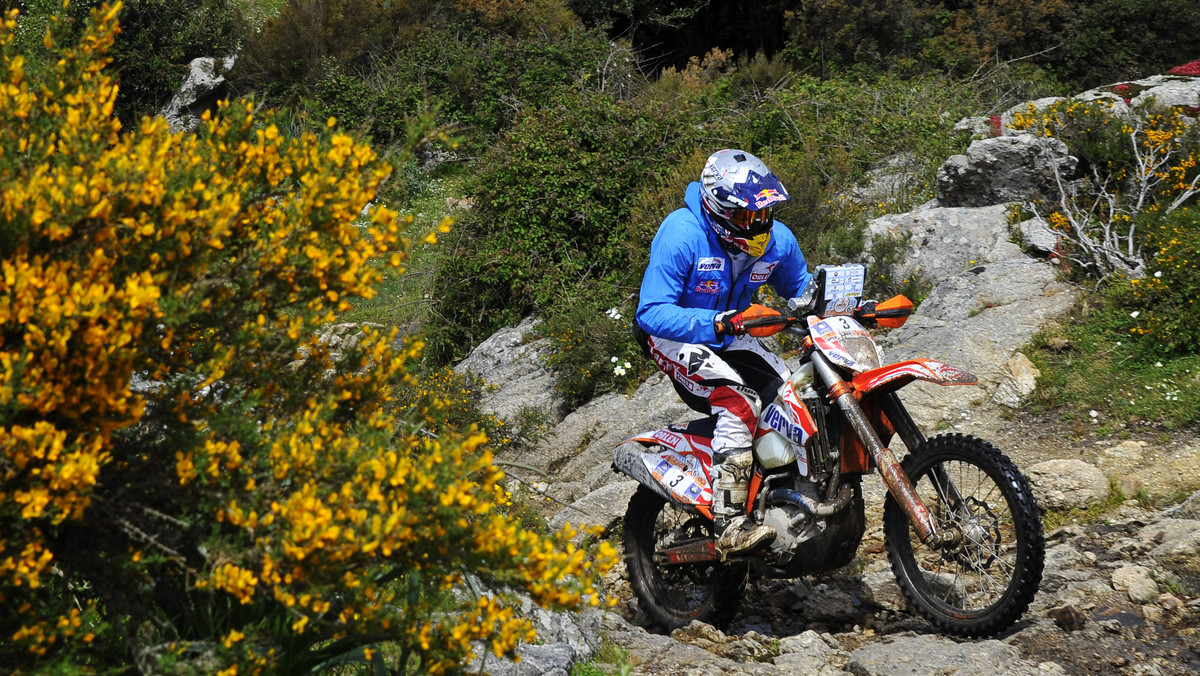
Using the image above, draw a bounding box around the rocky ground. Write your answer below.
[592,408,1200,676]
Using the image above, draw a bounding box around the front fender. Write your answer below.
[852,359,977,395]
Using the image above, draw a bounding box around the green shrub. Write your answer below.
[427,89,698,364]
[305,20,616,154]
[1056,0,1200,89]
[0,8,615,671]
[1123,207,1200,358]
[11,0,246,122]
[541,300,649,409]
[1027,209,1200,429]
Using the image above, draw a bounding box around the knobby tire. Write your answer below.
[623,486,745,630]
[884,434,1045,637]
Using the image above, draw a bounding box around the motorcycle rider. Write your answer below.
[635,149,813,558]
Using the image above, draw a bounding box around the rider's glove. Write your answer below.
[714,309,746,336]
[788,278,818,314]
[714,304,784,337]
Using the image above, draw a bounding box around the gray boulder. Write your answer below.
[1025,459,1109,510]
[845,634,1052,675]
[160,56,236,132]
[453,316,565,424]
[468,597,603,676]
[1017,216,1061,255]
[878,258,1076,430]
[1127,74,1200,109]
[937,135,1078,208]
[865,204,1024,284]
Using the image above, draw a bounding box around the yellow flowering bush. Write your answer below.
[0,5,614,673]
[1009,97,1200,280]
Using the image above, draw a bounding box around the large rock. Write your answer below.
[548,480,638,532]
[878,258,1076,431]
[453,316,565,423]
[936,135,1078,208]
[469,596,603,676]
[1017,216,1061,255]
[774,630,851,675]
[1111,565,1160,604]
[865,204,1024,284]
[513,371,692,502]
[1025,459,1109,510]
[1126,74,1200,109]
[160,56,236,132]
[998,75,1200,136]
[992,353,1042,409]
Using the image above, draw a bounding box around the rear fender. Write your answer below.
[852,359,977,395]
[612,429,715,515]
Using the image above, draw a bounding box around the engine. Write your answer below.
[756,475,865,578]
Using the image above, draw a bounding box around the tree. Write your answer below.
[0,4,614,672]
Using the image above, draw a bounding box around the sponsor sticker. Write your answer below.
[761,402,811,447]
[754,188,788,209]
[750,260,778,283]
[695,279,720,294]
[653,430,683,447]
[697,257,725,272]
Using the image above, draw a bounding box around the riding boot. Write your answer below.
[710,449,775,560]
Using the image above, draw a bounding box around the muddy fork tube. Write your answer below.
[811,354,941,545]
[880,392,966,513]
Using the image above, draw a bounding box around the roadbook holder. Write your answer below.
[813,263,865,317]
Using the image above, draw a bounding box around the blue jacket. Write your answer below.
[637,182,812,350]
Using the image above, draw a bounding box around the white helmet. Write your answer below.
[699,149,789,256]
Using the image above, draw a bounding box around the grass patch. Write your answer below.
[1041,478,1129,531]
[572,641,634,676]
[339,165,468,331]
[1026,295,1200,433]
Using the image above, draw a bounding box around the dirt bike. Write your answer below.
[612,264,1044,638]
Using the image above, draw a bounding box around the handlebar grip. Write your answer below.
[740,315,796,329]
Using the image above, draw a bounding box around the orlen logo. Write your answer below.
[653,430,683,447]
[697,257,724,272]
[750,260,778,283]
[761,403,809,446]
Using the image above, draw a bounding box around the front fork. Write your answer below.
[810,352,957,549]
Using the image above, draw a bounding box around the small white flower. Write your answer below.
[1089,410,1098,418]
[623,361,632,369]
[1130,310,1140,319]
[1116,341,1122,346]
[605,307,623,321]
[1154,270,1162,278]
[1156,362,1163,367]
[610,356,618,363]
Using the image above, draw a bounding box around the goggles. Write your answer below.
[730,207,773,235]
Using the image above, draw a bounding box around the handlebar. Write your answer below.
[740,294,913,333]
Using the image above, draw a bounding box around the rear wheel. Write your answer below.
[623,486,745,630]
[884,434,1044,637]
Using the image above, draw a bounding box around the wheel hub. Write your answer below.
[939,496,1002,570]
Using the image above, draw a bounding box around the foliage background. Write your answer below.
[2,0,1199,671]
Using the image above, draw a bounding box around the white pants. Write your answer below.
[644,334,789,454]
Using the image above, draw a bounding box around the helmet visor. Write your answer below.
[730,207,773,236]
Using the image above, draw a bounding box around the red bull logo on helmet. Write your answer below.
[754,188,787,209]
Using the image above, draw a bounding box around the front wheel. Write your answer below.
[883,434,1044,637]
[623,486,745,630]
